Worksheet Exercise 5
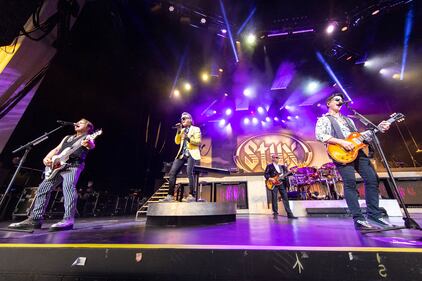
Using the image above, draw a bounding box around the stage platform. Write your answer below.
[0,215,421,280]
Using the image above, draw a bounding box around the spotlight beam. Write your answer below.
[170,46,188,97]
[236,6,256,35]
[219,0,239,63]
[401,7,414,81]
[316,52,353,102]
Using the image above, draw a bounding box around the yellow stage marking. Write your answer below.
[0,243,421,253]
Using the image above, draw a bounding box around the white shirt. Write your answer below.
[273,163,281,173]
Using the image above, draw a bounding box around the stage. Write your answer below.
[0,214,421,280]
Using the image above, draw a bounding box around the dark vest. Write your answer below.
[325,115,355,139]
[59,135,89,165]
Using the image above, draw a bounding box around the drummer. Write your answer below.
[264,155,298,220]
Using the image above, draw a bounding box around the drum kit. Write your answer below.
[287,163,344,200]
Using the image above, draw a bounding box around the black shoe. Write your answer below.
[49,219,74,232]
[354,219,377,231]
[368,217,396,228]
[272,213,278,219]
[287,215,298,219]
[8,218,42,230]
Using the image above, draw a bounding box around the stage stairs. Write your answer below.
[135,181,169,219]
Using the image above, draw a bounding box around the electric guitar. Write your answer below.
[327,113,404,164]
[44,129,103,180]
[266,171,293,190]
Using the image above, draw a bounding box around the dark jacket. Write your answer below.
[264,163,288,185]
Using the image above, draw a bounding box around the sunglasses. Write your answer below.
[181,117,191,121]
[333,98,343,102]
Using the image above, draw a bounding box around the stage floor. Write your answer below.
[1,214,422,249]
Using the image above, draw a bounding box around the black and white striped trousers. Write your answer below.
[30,165,84,220]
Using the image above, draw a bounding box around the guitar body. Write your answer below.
[266,174,280,190]
[44,149,71,180]
[326,113,405,165]
[43,129,103,180]
[265,171,292,190]
[327,132,367,164]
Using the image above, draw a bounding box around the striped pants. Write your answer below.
[30,165,84,220]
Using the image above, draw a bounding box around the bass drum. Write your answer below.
[306,182,329,200]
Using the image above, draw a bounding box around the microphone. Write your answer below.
[338,100,352,106]
[172,123,182,129]
[57,120,76,126]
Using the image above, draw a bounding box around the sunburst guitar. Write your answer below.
[266,171,293,190]
[327,113,404,164]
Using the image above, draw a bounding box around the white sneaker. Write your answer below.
[159,195,174,202]
[354,219,376,231]
[369,217,395,227]
[181,194,196,202]
[49,219,74,231]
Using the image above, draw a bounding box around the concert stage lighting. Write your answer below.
[183,82,192,91]
[168,5,175,12]
[341,26,348,32]
[221,29,227,34]
[257,106,265,114]
[201,72,210,82]
[218,119,226,127]
[245,33,256,45]
[379,68,388,75]
[392,73,401,80]
[287,116,292,120]
[200,18,207,24]
[305,81,319,94]
[225,108,232,116]
[274,117,279,122]
[326,23,336,34]
[295,115,299,119]
[243,118,250,125]
[173,89,180,97]
[372,9,380,16]
[265,117,271,122]
[243,87,255,98]
[252,117,258,125]
[219,68,224,73]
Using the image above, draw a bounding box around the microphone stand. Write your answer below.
[346,104,421,233]
[0,125,65,228]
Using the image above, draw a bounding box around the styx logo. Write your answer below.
[234,134,313,172]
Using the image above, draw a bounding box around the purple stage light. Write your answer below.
[221,29,227,34]
[317,103,321,107]
[265,117,271,122]
[252,117,258,125]
[274,117,279,121]
[282,120,286,123]
[257,106,264,114]
[287,116,292,120]
[243,87,256,98]
[225,108,232,116]
[295,115,299,119]
[243,118,250,125]
[218,119,226,127]
[213,110,217,114]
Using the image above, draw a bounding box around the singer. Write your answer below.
[315,93,392,231]
[160,112,201,202]
[9,118,96,231]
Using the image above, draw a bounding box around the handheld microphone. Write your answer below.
[172,123,182,129]
[57,120,76,126]
[338,100,352,106]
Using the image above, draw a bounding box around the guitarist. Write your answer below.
[264,155,297,220]
[315,93,392,231]
[9,118,96,231]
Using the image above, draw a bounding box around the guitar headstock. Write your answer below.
[87,129,103,140]
[389,113,405,123]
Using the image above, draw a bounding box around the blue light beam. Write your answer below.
[401,7,414,80]
[316,52,353,102]
[219,0,239,63]
[236,7,256,35]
